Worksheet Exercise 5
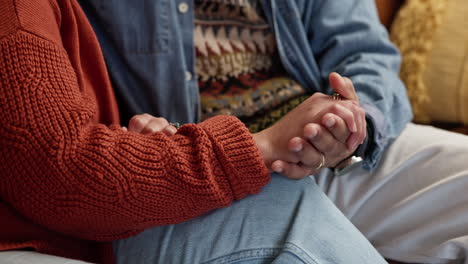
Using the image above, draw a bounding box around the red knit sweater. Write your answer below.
[0,0,270,262]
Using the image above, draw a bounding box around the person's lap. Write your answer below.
[114,123,468,264]
[113,174,386,264]
[316,123,468,264]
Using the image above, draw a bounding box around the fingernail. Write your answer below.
[307,127,318,139]
[273,166,283,173]
[324,118,335,128]
[293,144,303,152]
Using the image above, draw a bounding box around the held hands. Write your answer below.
[124,73,366,181]
[253,73,367,180]
[126,114,177,136]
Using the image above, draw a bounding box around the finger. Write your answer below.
[128,114,152,133]
[121,126,128,132]
[322,113,350,144]
[271,160,312,180]
[304,123,349,167]
[346,107,366,151]
[329,72,358,101]
[331,103,357,133]
[349,104,363,148]
[141,118,170,135]
[343,77,359,103]
[287,137,324,168]
[162,125,178,136]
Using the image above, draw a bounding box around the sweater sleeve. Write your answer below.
[0,30,270,241]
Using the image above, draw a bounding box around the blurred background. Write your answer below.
[376,0,468,135]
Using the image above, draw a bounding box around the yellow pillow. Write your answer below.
[391,0,468,124]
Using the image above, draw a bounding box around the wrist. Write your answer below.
[252,131,273,170]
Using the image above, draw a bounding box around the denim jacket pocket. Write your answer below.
[92,0,170,54]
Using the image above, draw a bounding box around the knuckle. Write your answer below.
[145,124,159,133]
[359,108,366,116]
[156,117,169,126]
[312,92,325,98]
[130,116,145,128]
[332,103,341,110]
[331,103,342,114]
[355,105,363,115]
[128,116,138,127]
[148,127,159,133]
[129,115,141,123]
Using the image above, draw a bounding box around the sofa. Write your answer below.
[377,0,468,135]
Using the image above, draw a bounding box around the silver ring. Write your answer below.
[169,122,180,129]
[332,93,343,101]
[315,154,326,170]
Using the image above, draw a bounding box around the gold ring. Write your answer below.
[315,154,325,170]
[332,93,343,101]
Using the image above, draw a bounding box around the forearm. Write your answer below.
[0,31,269,241]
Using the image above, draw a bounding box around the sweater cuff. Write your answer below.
[199,115,270,200]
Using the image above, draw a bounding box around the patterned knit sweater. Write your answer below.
[0,0,269,262]
[195,0,309,133]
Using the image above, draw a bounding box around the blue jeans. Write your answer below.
[113,174,386,263]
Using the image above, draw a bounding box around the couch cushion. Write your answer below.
[391,0,468,125]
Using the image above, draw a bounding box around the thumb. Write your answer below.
[329,72,358,101]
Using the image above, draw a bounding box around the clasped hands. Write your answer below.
[125,73,366,180]
[253,73,366,179]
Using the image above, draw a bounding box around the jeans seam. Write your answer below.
[202,248,281,264]
[201,244,321,264]
[283,242,320,264]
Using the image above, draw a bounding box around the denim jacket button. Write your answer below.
[178,2,189,13]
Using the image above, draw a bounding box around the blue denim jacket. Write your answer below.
[78,0,413,170]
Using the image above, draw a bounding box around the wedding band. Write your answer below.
[315,154,325,170]
[169,122,180,129]
[332,93,343,101]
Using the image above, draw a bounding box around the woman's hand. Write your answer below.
[127,114,177,136]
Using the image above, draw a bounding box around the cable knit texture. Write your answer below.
[0,0,270,262]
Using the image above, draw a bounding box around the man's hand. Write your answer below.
[253,73,367,180]
[268,116,355,179]
[253,90,365,179]
[328,72,367,151]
